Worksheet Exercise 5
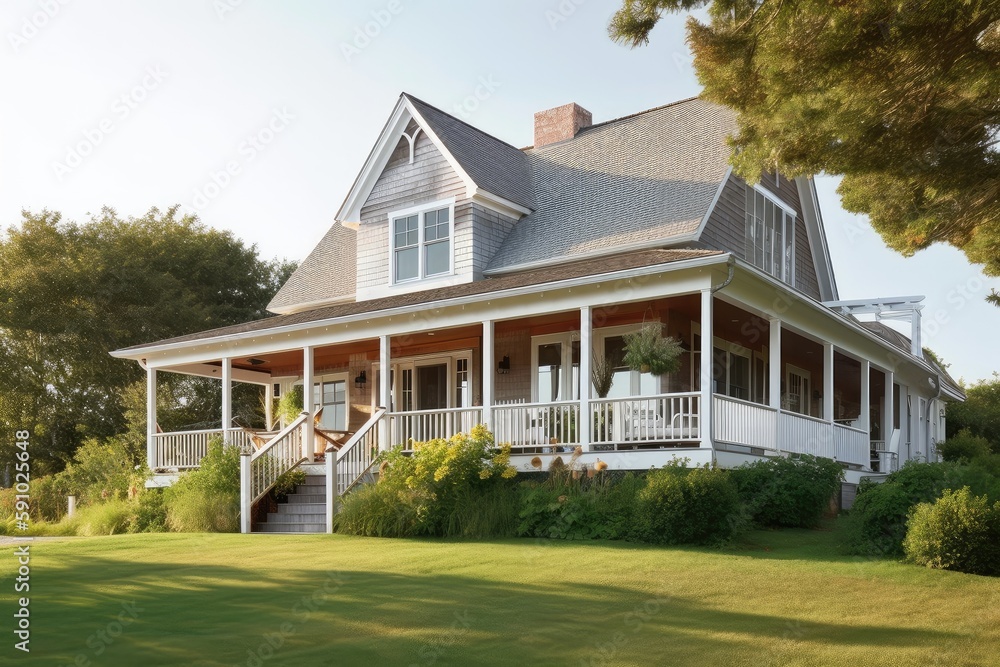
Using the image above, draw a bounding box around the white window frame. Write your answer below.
[388,197,456,285]
[372,350,472,412]
[745,184,796,285]
[593,324,664,397]
[530,332,581,403]
[295,372,350,431]
[784,364,812,416]
[691,323,757,402]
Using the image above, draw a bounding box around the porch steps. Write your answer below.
[256,474,327,533]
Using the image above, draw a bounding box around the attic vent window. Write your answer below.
[391,200,453,284]
[745,185,795,284]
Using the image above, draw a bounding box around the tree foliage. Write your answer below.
[947,372,1000,452]
[609,0,1000,278]
[0,206,294,471]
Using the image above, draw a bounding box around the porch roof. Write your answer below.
[113,248,723,355]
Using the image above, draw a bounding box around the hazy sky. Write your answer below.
[2,0,997,382]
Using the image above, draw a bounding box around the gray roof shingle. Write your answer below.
[405,94,535,211]
[266,221,356,313]
[486,98,737,272]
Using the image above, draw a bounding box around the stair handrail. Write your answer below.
[249,411,309,504]
[336,408,386,495]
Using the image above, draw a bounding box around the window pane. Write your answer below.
[729,354,749,400]
[538,343,562,401]
[437,207,449,223]
[424,240,449,276]
[395,247,418,281]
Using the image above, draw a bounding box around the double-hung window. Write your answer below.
[745,186,795,284]
[392,203,452,283]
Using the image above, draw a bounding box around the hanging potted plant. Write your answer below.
[622,323,683,376]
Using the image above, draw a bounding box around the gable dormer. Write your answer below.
[337,94,534,301]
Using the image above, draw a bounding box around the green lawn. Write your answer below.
[4,523,998,666]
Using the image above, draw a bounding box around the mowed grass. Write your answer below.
[4,522,999,667]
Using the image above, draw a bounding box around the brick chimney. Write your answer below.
[533,102,592,148]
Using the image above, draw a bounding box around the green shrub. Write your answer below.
[731,455,844,528]
[273,468,306,502]
[848,460,1000,556]
[904,487,1000,576]
[164,438,240,532]
[634,464,743,545]
[129,490,168,533]
[517,470,642,541]
[335,482,420,537]
[445,483,521,539]
[30,475,70,522]
[67,498,135,536]
[939,430,993,463]
[55,435,145,507]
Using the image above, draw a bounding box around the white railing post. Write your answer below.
[482,319,494,433]
[325,446,337,534]
[222,357,232,441]
[146,367,157,470]
[579,306,592,452]
[299,411,310,462]
[240,451,252,534]
[303,346,315,463]
[379,335,391,451]
[700,289,714,450]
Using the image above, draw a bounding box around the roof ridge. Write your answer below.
[402,92,525,153]
[582,95,705,134]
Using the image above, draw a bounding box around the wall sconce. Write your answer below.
[497,355,510,375]
[354,370,367,389]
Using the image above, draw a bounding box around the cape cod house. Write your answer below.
[112,94,964,532]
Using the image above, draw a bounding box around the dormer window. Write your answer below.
[745,185,795,284]
[391,199,454,284]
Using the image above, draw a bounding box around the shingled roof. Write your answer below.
[267,221,356,314]
[406,94,535,211]
[487,97,737,272]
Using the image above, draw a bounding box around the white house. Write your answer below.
[112,94,964,532]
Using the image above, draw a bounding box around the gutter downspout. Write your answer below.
[925,374,944,462]
[705,255,736,464]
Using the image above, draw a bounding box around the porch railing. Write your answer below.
[387,407,483,448]
[713,395,776,450]
[337,408,386,495]
[592,393,700,447]
[248,412,309,505]
[153,428,258,469]
[493,400,581,450]
[869,440,899,474]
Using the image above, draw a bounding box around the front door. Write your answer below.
[417,364,449,410]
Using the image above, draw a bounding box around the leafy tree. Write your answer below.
[609,1,1000,283]
[0,206,295,472]
[947,373,1000,452]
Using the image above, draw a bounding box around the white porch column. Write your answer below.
[379,334,391,451]
[239,451,251,534]
[699,290,713,450]
[884,370,895,443]
[221,357,232,441]
[768,319,781,410]
[264,382,274,431]
[482,319,494,432]
[823,344,834,422]
[860,359,871,436]
[302,346,315,463]
[579,306,592,452]
[146,366,157,470]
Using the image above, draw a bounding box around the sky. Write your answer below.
[2,0,998,383]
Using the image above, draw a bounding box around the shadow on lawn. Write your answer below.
[33,547,957,667]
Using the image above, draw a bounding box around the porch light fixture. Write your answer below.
[354,371,367,389]
[247,358,267,366]
[497,355,511,375]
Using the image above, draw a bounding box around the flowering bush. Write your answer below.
[337,424,517,537]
